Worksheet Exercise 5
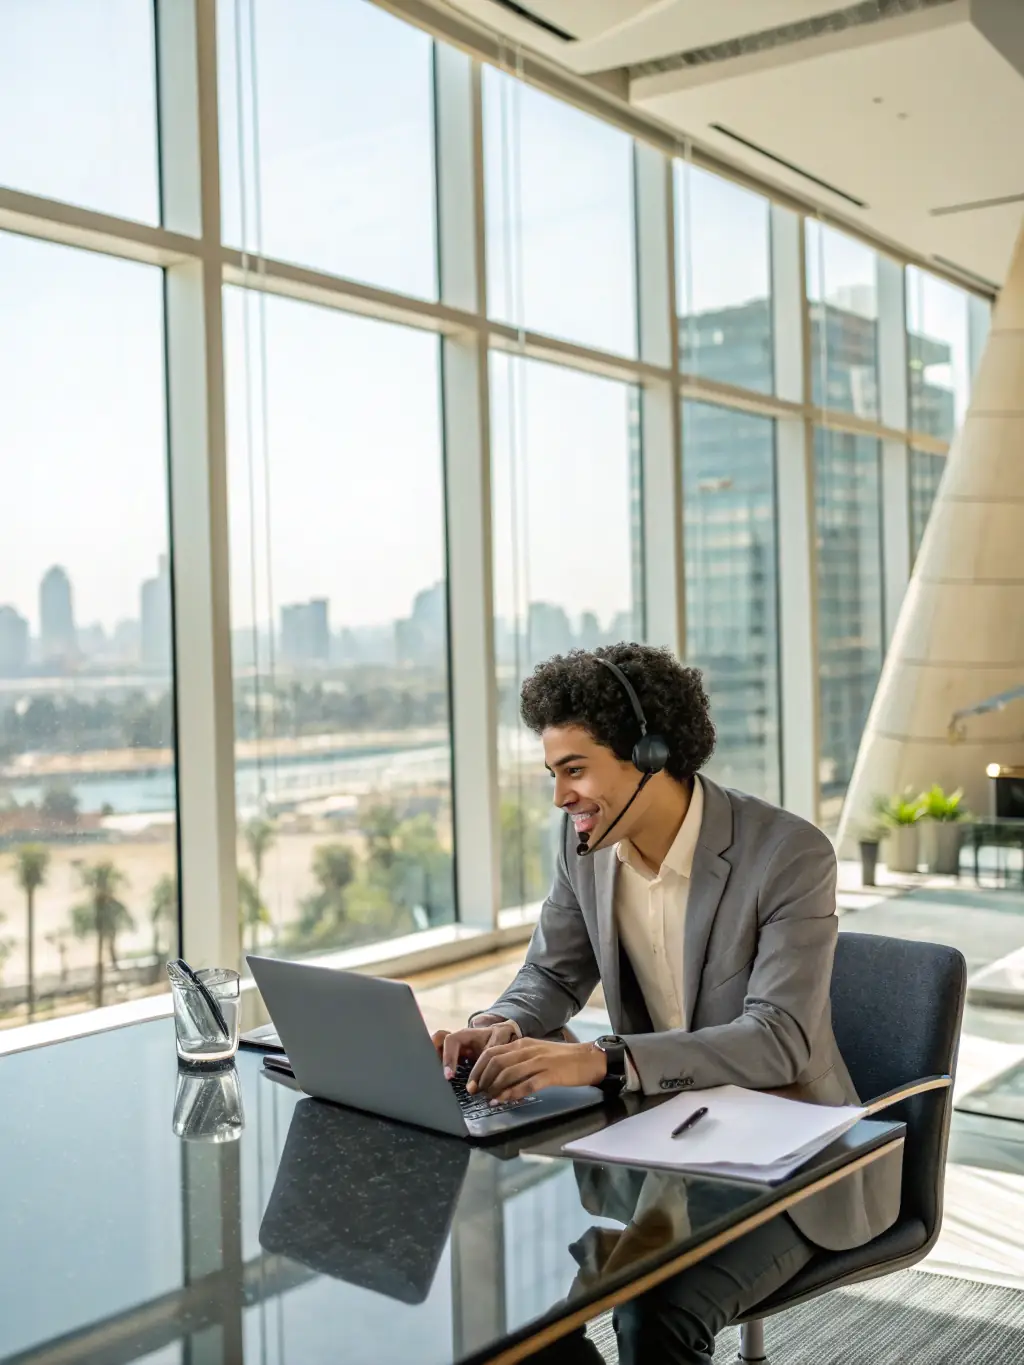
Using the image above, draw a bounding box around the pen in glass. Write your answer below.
[671,1106,708,1139]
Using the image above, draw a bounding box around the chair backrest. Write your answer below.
[830,931,966,1237]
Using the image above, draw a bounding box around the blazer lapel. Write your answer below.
[682,778,734,1031]
[593,847,622,1027]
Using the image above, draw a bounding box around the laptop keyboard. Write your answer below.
[450,1060,541,1122]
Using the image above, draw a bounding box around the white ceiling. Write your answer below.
[440,0,1024,290]
[563,0,858,73]
[635,5,1024,288]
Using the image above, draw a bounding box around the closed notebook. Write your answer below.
[563,1085,865,1184]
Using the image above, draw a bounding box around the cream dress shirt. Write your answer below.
[615,774,704,1034]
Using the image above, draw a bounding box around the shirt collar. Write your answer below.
[616,775,704,879]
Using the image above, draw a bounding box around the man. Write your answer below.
[433,643,901,1364]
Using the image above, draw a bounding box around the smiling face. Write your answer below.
[542,723,646,849]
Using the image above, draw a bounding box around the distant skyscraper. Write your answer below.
[281,599,330,666]
[395,581,447,665]
[141,555,173,672]
[39,566,75,662]
[527,601,573,666]
[577,611,601,651]
[0,605,29,677]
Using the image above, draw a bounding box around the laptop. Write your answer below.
[247,955,605,1139]
[260,1097,470,1303]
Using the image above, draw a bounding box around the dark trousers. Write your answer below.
[526,1213,815,1364]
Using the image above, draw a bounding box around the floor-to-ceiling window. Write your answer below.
[224,293,453,957]
[0,1,175,1032]
[682,403,781,802]
[676,164,774,395]
[484,74,642,914]
[807,221,880,421]
[814,430,885,824]
[483,67,636,357]
[490,357,642,913]
[907,266,971,443]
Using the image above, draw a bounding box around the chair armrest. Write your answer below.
[861,1074,952,1117]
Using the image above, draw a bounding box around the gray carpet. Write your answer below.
[584,1270,1024,1364]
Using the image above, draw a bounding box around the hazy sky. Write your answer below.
[0,0,975,638]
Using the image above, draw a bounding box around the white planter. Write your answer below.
[885,824,920,874]
[922,821,963,876]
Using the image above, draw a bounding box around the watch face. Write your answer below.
[595,1035,624,1051]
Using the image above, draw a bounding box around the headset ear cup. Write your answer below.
[632,734,670,774]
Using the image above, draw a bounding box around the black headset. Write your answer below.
[594,656,670,775]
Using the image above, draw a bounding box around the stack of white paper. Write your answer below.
[563,1085,866,1184]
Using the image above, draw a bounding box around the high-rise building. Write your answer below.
[0,605,29,677]
[679,299,954,802]
[39,566,75,663]
[280,599,330,666]
[395,581,447,665]
[140,555,172,672]
[526,601,573,667]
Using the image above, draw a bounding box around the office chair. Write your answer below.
[736,932,967,1363]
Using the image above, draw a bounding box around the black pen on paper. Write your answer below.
[670,1106,709,1139]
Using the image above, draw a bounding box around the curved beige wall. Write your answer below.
[837,224,1024,850]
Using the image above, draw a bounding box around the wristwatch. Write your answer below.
[593,1034,629,1096]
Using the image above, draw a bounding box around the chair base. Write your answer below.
[738,1319,767,1363]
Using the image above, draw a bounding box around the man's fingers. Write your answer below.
[478,1058,540,1097]
[431,1029,449,1060]
[442,1029,472,1079]
[472,1043,539,1094]
[467,1038,523,1090]
[490,1076,541,1104]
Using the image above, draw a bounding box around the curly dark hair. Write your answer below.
[519,643,716,784]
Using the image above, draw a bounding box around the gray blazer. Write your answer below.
[485,776,902,1252]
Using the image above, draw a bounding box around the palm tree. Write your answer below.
[238,869,271,953]
[12,844,50,1019]
[72,861,134,1008]
[149,874,177,981]
[45,928,72,989]
[292,843,357,948]
[244,817,275,906]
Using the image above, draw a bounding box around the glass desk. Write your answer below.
[0,1019,903,1365]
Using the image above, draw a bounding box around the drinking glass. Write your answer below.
[169,966,241,1065]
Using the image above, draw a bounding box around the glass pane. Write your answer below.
[909,446,946,559]
[807,222,879,420]
[814,429,884,827]
[0,0,158,223]
[491,355,642,915]
[683,403,780,802]
[907,266,971,441]
[484,67,636,356]
[676,165,773,394]
[219,0,437,300]
[224,289,453,961]
[0,234,176,1030]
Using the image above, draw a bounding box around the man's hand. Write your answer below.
[431,1018,520,1079]
[468,1038,607,1103]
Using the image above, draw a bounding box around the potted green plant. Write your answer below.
[874,791,924,874]
[918,785,967,876]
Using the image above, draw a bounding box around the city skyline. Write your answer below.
[0,555,640,681]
